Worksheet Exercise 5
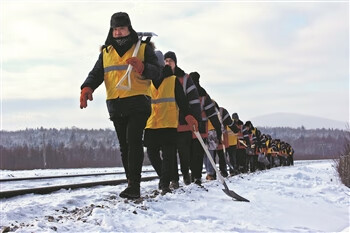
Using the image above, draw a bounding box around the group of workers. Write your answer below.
[79,12,294,199]
[205,112,295,181]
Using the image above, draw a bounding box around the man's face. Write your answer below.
[112,26,130,38]
[164,58,176,73]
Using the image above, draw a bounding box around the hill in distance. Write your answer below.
[250,112,348,130]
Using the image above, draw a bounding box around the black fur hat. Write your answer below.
[103,12,137,50]
[110,12,131,28]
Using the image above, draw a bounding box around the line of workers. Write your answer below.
[143,50,295,195]
[80,12,294,199]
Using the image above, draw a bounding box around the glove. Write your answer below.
[185,115,198,132]
[80,87,93,109]
[231,124,240,133]
[126,57,144,74]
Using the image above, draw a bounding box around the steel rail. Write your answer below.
[0,175,159,199]
[0,170,155,182]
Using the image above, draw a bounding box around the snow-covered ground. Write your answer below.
[1,160,349,232]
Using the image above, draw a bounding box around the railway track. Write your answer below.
[1,169,208,199]
[0,170,155,182]
[0,174,159,199]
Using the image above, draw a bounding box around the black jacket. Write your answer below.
[173,67,202,127]
[196,86,221,138]
[218,107,239,133]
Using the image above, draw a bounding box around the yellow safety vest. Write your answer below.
[103,43,151,99]
[208,120,215,131]
[146,76,178,129]
[266,140,272,153]
[227,126,238,146]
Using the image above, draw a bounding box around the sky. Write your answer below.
[1,160,349,232]
[1,0,349,130]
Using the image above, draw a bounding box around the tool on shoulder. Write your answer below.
[116,32,158,90]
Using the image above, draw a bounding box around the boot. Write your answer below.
[193,178,202,186]
[169,180,179,189]
[221,171,228,177]
[119,180,140,199]
[161,186,172,196]
[183,173,191,185]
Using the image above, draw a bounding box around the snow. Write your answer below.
[1,160,349,232]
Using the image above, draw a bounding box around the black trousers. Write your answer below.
[190,138,206,180]
[248,154,257,172]
[227,145,237,173]
[112,112,149,183]
[172,131,192,181]
[236,148,247,173]
[147,144,176,188]
[215,149,228,176]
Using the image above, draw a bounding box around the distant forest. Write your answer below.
[1,126,349,170]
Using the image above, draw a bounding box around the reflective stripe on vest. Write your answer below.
[177,75,200,132]
[103,44,151,99]
[104,65,129,72]
[146,76,178,129]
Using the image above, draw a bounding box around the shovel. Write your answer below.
[116,32,158,90]
[193,130,249,202]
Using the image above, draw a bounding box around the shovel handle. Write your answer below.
[193,130,225,184]
[194,128,250,202]
[116,38,142,90]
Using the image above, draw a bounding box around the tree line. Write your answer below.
[260,126,349,159]
[0,126,348,170]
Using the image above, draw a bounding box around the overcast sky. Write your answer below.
[1,0,349,130]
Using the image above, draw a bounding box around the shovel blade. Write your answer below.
[137,32,158,37]
[222,188,250,202]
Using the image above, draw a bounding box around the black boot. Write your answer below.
[193,178,202,186]
[183,173,191,185]
[119,180,140,199]
[169,180,179,189]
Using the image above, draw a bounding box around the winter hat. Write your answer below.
[245,121,254,129]
[189,72,200,83]
[164,51,177,65]
[232,113,239,120]
[110,12,131,28]
[104,12,138,51]
[155,50,165,67]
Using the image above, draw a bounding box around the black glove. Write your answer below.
[230,124,240,133]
